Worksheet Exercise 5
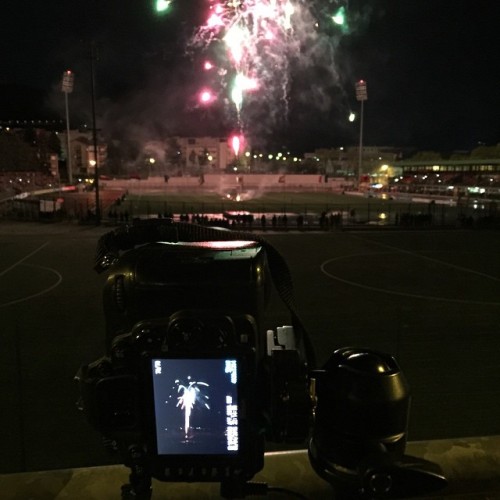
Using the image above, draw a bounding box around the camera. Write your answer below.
[76,219,447,499]
[76,220,310,498]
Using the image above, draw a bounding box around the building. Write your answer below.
[57,129,107,179]
[392,158,500,196]
[174,136,240,172]
[305,146,400,177]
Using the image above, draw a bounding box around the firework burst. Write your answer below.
[176,377,210,437]
[173,1,352,146]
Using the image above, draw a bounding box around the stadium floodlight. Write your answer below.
[61,70,74,184]
[355,80,367,186]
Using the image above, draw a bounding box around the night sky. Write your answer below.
[1,0,499,154]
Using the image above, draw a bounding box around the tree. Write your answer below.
[47,131,61,157]
[299,158,321,174]
[198,147,210,167]
[409,151,442,161]
[188,149,197,167]
[106,140,124,175]
[165,137,183,170]
[470,145,500,159]
[449,152,470,161]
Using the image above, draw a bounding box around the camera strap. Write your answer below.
[94,219,316,369]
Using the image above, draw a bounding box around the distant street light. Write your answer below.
[61,70,74,184]
[355,80,367,187]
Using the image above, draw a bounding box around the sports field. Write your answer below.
[121,190,385,214]
[105,190,461,227]
[5,188,490,229]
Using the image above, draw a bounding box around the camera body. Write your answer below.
[77,234,310,495]
[101,240,270,351]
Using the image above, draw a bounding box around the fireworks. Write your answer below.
[171,1,351,147]
[176,378,210,436]
[231,134,242,156]
[193,0,303,115]
[155,0,172,14]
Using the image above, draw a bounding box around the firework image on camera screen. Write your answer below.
[151,358,239,455]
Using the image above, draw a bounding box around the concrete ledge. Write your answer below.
[407,435,500,496]
[1,436,500,499]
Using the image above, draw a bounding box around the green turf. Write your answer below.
[120,191,407,216]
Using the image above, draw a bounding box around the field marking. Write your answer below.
[0,243,63,307]
[351,234,500,283]
[0,264,63,308]
[0,242,49,278]
[320,251,500,306]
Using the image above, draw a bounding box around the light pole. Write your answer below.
[355,80,367,188]
[148,157,155,178]
[380,164,389,193]
[90,41,100,225]
[61,70,74,184]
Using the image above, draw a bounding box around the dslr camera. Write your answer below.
[76,220,311,498]
[76,219,447,499]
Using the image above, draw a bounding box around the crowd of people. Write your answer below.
[100,210,348,231]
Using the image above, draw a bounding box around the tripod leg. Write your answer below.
[121,445,153,500]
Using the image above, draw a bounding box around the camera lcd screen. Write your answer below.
[151,357,239,456]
